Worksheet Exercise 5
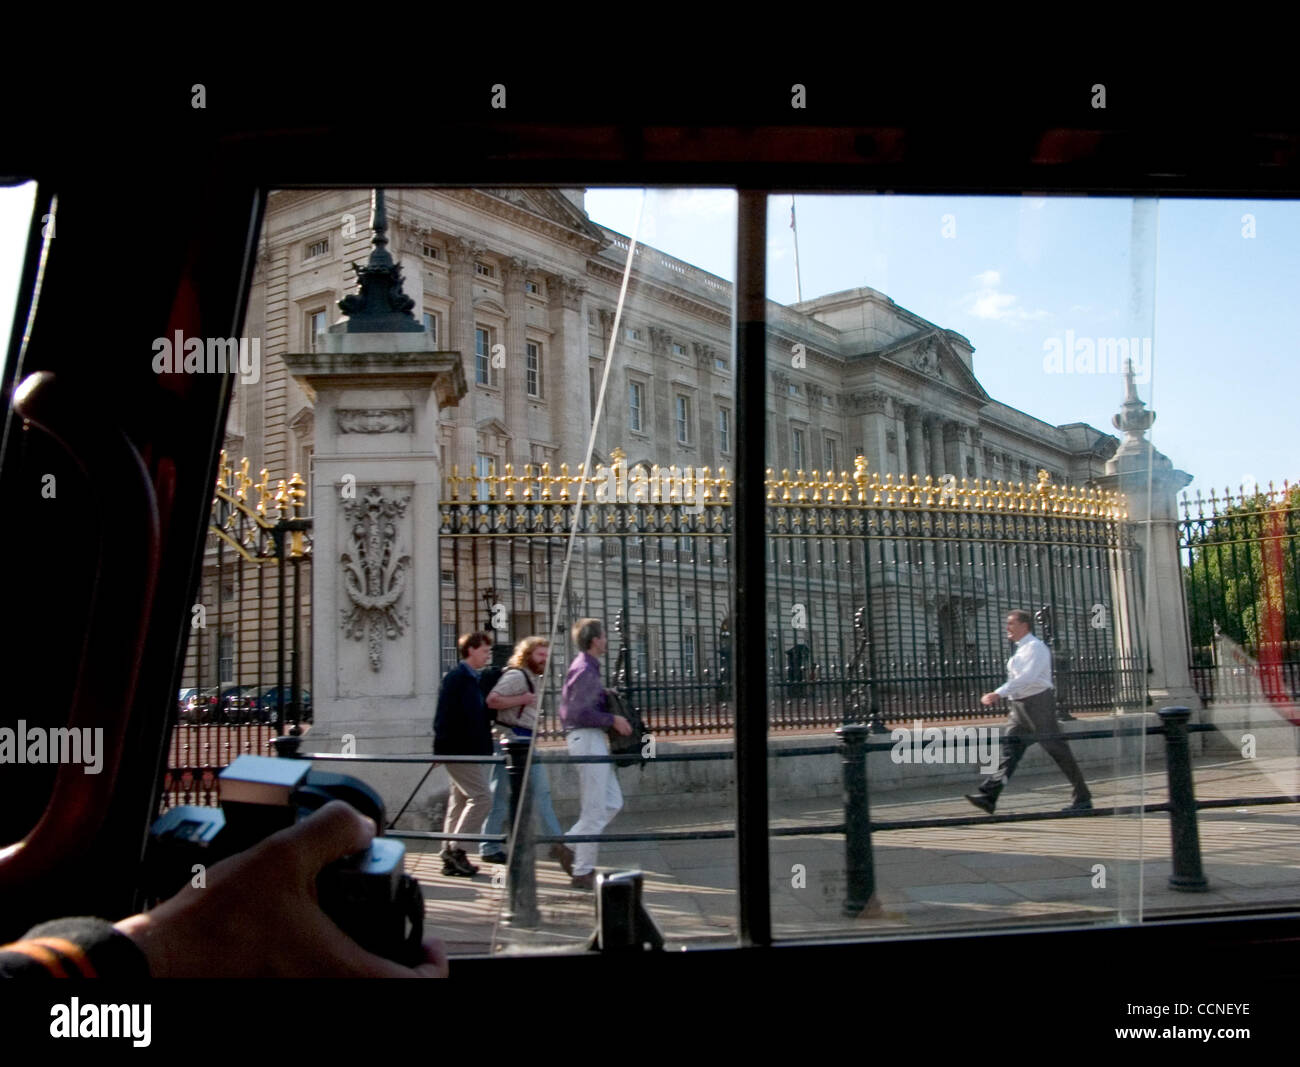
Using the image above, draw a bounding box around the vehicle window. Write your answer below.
[166,184,1299,960]
[764,193,1298,938]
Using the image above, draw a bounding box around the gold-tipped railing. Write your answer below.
[444,448,1128,521]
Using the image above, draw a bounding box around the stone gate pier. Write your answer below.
[284,190,465,819]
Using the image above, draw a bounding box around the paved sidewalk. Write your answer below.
[406,753,1300,956]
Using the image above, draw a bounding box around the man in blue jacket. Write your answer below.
[433,632,494,876]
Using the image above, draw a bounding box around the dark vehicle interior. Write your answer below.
[1,68,1297,1034]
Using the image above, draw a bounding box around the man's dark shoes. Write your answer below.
[550,843,576,875]
[481,852,509,864]
[1062,799,1094,813]
[570,871,596,890]
[442,848,479,877]
[964,792,997,815]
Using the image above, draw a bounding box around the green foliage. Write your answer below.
[1182,484,1300,659]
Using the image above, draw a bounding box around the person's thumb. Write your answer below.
[270,799,376,877]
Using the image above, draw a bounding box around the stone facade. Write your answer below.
[196,188,1125,690]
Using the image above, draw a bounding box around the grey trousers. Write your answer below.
[442,762,492,849]
[981,689,1091,805]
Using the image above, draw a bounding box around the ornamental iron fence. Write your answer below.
[442,450,1145,738]
[1180,481,1300,707]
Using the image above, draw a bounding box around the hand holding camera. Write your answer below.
[138,756,444,977]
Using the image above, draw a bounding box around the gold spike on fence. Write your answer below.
[440,450,1129,521]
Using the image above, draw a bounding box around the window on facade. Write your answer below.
[717,407,730,453]
[824,437,838,474]
[626,326,641,341]
[440,622,458,675]
[304,237,328,260]
[676,395,691,444]
[423,312,438,343]
[791,428,805,471]
[788,383,799,397]
[475,261,495,278]
[441,569,454,585]
[525,280,540,295]
[218,634,233,684]
[629,381,644,432]
[475,327,496,386]
[422,243,440,259]
[672,342,686,357]
[682,632,696,677]
[476,453,495,499]
[526,341,542,398]
[715,355,729,372]
[308,309,327,353]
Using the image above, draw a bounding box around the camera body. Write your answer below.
[147,755,424,967]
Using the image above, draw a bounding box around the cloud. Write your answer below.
[651,188,737,219]
[963,269,1050,324]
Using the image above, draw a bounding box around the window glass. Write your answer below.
[175,187,737,957]
[764,192,1300,940]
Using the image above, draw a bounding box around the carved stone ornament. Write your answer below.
[649,326,671,355]
[336,408,414,434]
[556,275,585,310]
[772,370,791,389]
[340,487,412,672]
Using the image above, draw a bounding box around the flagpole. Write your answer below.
[791,196,803,303]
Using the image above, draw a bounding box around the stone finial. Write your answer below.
[1112,357,1155,444]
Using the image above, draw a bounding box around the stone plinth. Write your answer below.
[284,333,465,817]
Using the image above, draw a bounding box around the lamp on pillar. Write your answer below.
[482,587,498,636]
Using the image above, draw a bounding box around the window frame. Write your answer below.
[628,378,645,434]
[675,393,691,445]
[526,340,542,398]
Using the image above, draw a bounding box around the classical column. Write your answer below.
[859,392,890,477]
[501,257,530,471]
[446,237,481,479]
[772,370,792,472]
[926,414,945,480]
[549,273,588,458]
[970,427,984,482]
[904,405,923,481]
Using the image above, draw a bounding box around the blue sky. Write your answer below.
[585,188,1299,501]
[3,184,1293,500]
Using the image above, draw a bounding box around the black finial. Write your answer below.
[337,189,424,333]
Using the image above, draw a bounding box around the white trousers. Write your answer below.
[565,727,623,876]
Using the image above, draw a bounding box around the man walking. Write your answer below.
[559,618,632,890]
[965,610,1093,814]
[433,632,495,876]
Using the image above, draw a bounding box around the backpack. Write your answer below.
[492,668,534,730]
[479,665,505,720]
[604,687,648,769]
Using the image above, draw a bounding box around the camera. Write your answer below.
[146,755,424,967]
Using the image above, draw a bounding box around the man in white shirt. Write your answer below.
[965,609,1093,814]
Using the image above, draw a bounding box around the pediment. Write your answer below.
[473,297,506,315]
[877,330,990,403]
[476,417,511,437]
[480,189,608,242]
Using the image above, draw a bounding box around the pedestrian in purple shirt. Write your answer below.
[559,618,632,889]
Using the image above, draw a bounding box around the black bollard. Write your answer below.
[837,723,877,915]
[1159,707,1209,892]
[503,737,539,926]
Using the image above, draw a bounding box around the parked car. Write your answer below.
[256,685,312,724]
[176,688,199,720]
[217,685,259,724]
